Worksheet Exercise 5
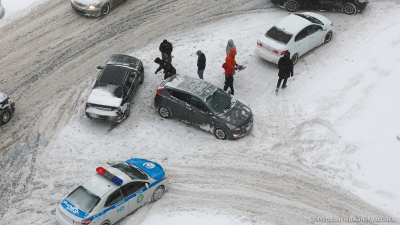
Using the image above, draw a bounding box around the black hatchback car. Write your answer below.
[0,92,15,125]
[154,75,253,140]
[271,0,369,15]
[85,54,144,122]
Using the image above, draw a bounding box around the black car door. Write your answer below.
[166,89,191,121]
[187,95,214,130]
[129,70,139,95]
[123,75,134,103]
[318,0,337,10]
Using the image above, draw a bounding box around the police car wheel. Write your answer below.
[0,109,12,125]
[100,221,111,225]
[152,186,164,202]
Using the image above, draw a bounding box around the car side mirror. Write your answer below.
[97,66,103,70]
[145,183,149,189]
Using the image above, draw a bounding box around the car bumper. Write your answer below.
[255,46,280,65]
[56,206,74,225]
[71,3,101,17]
[357,2,369,11]
[229,115,254,139]
[86,108,123,121]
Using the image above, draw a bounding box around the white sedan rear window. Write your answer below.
[265,26,293,44]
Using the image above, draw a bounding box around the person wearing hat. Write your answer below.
[196,50,206,80]
[159,39,173,63]
[154,57,176,80]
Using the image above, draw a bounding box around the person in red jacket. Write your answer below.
[226,49,237,76]
[222,63,234,95]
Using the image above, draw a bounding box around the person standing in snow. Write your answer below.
[276,52,293,93]
[154,57,176,80]
[226,49,238,76]
[222,63,234,95]
[226,39,236,56]
[196,50,206,80]
[159,39,173,63]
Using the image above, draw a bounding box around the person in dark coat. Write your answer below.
[276,52,293,92]
[159,39,173,63]
[196,50,206,80]
[222,63,234,95]
[154,57,176,80]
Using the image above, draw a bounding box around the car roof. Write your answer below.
[125,158,165,180]
[275,13,313,34]
[81,167,132,198]
[165,74,218,100]
[106,54,140,70]
[98,65,130,86]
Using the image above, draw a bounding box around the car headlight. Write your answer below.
[226,123,241,131]
[358,0,367,3]
[9,99,14,104]
[162,172,168,179]
[88,5,96,9]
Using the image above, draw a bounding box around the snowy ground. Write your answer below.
[1,0,400,224]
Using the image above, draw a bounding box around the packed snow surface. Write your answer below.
[0,0,399,224]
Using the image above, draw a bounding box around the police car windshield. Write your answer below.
[67,186,100,213]
[206,89,232,114]
[112,163,148,180]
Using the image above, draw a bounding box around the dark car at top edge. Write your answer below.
[271,0,369,15]
[154,75,253,140]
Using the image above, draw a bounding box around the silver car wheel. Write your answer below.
[2,111,11,124]
[152,186,164,201]
[324,32,333,44]
[214,128,226,140]
[102,4,110,15]
[159,106,171,118]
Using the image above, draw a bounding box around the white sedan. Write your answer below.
[255,12,334,65]
[56,158,169,225]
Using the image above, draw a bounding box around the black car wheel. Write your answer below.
[343,3,356,15]
[214,128,227,140]
[139,70,144,84]
[0,109,12,125]
[102,4,110,15]
[291,53,299,65]
[324,31,333,44]
[125,103,131,117]
[158,106,171,118]
[152,186,164,202]
[285,0,299,12]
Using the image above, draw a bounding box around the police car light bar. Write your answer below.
[96,167,123,186]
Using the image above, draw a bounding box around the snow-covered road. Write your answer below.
[1,0,399,224]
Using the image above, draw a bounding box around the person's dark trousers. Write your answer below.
[162,53,172,63]
[224,77,234,94]
[197,69,204,80]
[277,77,287,88]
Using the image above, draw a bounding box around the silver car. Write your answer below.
[71,0,126,17]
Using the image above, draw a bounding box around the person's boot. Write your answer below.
[282,85,287,89]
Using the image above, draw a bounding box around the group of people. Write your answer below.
[153,38,293,96]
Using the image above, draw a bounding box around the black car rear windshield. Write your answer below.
[265,26,293,44]
[295,14,324,25]
[112,163,148,180]
[206,89,232,114]
[99,66,128,86]
[67,186,100,213]
[93,83,123,98]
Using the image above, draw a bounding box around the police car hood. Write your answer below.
[0,92,8,102]
[126,158,165,180]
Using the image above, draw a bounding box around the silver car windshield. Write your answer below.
[67,186,100,213]
[205,89,232,114]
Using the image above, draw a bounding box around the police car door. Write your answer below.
[121,181,151,213]
[104,189,129,224]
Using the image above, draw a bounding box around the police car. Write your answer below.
[56,158,169,225]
